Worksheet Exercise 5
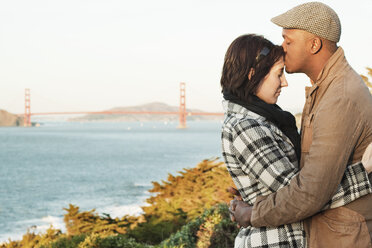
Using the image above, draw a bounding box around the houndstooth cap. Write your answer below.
[271,2,341,42]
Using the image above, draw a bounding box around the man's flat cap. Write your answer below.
[271,2,341,42]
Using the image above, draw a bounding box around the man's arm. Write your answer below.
[251,95,367,227]
[362,143,372,173]
[322,161,371,209]
[230,159,372,228]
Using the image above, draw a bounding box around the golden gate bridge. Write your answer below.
[21,83,224,128]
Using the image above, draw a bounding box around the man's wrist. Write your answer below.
[243,205,252,226]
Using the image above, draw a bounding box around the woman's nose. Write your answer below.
[281,74,288,88]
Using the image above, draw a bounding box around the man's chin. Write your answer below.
[285,67,295,74]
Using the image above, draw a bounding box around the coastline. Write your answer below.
[0,202,147,244]
[0,121,223,246]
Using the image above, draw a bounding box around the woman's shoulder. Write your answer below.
[223,100,265,121]
[223,111,271,137]
[222,100,277,137]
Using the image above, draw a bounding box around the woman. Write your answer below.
[220,34,372,248]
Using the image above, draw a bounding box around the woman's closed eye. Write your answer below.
[278,68,284,77]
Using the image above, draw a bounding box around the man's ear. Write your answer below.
[248,68,255,80]
[310,37,322,54]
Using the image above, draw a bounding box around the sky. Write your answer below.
[0,0,371,115]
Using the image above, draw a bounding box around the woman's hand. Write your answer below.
[362,143,372,174]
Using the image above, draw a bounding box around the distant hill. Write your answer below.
[68,102,223,122]
[0,109,24,126]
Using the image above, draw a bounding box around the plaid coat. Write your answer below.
[221,100,372,248]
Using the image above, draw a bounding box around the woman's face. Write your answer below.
[255,57,288,104]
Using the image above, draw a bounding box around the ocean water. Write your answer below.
[0,121,223,243]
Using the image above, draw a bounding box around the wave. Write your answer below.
[97,203,148,218]
[1,201,150,243]
[134,182,153,187]
[0,201,150,244]
[0,215,65,244]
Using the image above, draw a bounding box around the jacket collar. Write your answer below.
[222,100,263,120]
[307,47,347,99]
[316,47,346,84]
[222,100,295,148]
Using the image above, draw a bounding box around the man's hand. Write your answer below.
[228,186,242,200]
[228,186,242,223]
[362,142,372,174]
[229,199,253,228]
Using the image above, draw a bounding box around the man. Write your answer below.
[230,2,372,247]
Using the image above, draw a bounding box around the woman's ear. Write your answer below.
[248,68,255,80]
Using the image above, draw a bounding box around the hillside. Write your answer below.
[69,102,223,122]
[0,109,24,126]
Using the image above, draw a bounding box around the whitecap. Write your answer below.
[97,204,144,218]
[0,215,65,244]
[0,232,22,245]
[134,182,152,187]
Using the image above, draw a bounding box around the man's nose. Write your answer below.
[281,41,287,53]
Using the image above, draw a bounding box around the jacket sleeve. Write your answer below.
[251,94,370,227]
[325,161,371,209]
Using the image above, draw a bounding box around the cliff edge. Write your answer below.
[0,109,24,126]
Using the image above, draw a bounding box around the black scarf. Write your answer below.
[223,91,301,160]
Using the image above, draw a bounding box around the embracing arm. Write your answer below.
[362,143,372,174]
[229,112,371,227]
[250,96,371,227]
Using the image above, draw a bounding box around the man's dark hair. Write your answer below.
[220,34,284,102]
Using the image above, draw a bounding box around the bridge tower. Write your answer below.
[24,88,31,127]
[178,82,187,129]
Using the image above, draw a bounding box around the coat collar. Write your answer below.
[307,47,347,99]
[223,100,295,149]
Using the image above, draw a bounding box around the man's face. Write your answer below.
[281,29,311,74]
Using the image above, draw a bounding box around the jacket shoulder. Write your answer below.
[327,66,372,109]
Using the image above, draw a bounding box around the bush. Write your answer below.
[160,203,238,248]
[134,159,234,244]
[40,235,86,248]
[83,235,153,248]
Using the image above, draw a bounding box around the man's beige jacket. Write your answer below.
[251,47,372,247]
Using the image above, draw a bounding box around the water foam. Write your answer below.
[97,204,145,218]
[0,215,65,244]
[134,182,152,187]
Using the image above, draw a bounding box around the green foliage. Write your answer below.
[39,234,151,248]
[361,67,372,93]
[160,204,238,248]
[127,218,184,245]
[40,235,86,248]
[131,159,234,244]
[1,226,62,248]
[144,159,233,221]
[63,204,141,236]
[79,235,153,248]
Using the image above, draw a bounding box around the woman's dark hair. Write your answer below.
[220,34,284,102]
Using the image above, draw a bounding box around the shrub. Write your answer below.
[160,203,238,248]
